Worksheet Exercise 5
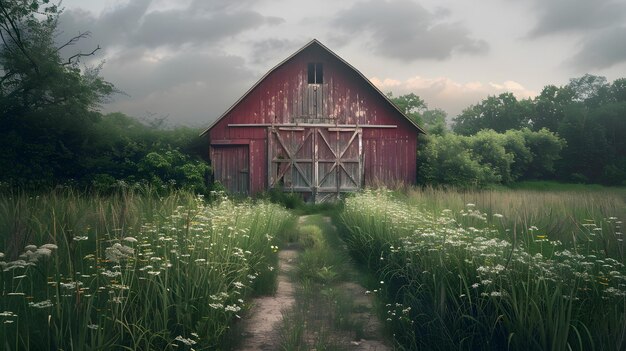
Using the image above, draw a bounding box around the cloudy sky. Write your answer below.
[59,0,626,127]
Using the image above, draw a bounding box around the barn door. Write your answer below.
[315,128,362,201]
[268,127,362,201]
[267,127,314,192]
[212,145,249,195]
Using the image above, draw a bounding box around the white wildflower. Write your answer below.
[175,335,197,346]
[28,300,53,309]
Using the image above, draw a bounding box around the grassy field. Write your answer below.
[1,184,625,350]
[337,186,626,350]
[0,189,293,350]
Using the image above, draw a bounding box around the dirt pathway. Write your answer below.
[237,215,391,351]
[237,247,298,351]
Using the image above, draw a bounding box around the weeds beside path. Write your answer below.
[237,246,299,351]
[237,214,391,351]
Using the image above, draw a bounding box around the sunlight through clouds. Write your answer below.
[371,76,537,116]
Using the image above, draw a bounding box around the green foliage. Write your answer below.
[418,133,499,187]
[387,92,427,126]
[521,128,566,179]
[468,130,514,183]
[0,3,211,194]
[338,189,626,350]
[0,190,293,350]
[453,93,532,135]
[418,129,564,187]
[448,74,625,185]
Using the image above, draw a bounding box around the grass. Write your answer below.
[0,189,294,350]
[337,187,626,350]
[506,180,626,193]
[278,215,378,351]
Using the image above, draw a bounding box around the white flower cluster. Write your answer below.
[105,243,134,262]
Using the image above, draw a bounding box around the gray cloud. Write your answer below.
[134,9,278,48]
[249,38,302,64]
[527,0,626,37]
[58,0,282,51]
[104,52,255,125]
[55,1,283,125]
[330,0,488,61]
[569,27,626,70]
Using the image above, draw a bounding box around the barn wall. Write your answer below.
[362,128,417,186]
[208,43,419,194]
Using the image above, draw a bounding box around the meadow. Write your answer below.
[338,187,626,350]
[0,189,293,350]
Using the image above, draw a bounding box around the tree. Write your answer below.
[422,108,447,134]
[417,133,500,187]
[387,92,427,126]
[531,84,575,132]
[0,0,113,188]
[467,130,514,183]
[518,128,565,179]
[567,74,610,108]
[453,93,532,135]
[609,78,626,103]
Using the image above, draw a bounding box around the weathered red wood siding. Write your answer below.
[208,42,419,195]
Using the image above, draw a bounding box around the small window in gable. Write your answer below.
[307,62,323,84]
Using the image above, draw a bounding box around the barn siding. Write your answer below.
[207,41,421,196]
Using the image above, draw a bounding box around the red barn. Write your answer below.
[201,39,425,201]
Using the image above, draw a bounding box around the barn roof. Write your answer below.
[200,39,426,136]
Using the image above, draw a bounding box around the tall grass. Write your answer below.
[338,188,626,350]
[0,189,293,350]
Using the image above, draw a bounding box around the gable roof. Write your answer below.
[200,39,426,136]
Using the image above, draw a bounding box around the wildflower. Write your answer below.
[105,243,134,262]
[233,281,244,289]
[24,245,37,251]
[73,236,88,241]
[36,248,52,257]
[87,324,99,330]
[29,300,53,309]
[225,304,241,312]
[175,335,197,346]
[209,303,223,309]
[493,213,504,218]
[123,237,138,243]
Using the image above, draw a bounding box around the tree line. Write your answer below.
[0,1,209,193]
[391,75,626,187]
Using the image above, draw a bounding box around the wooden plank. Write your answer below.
[278,127,305,131]
[229,123,397,128]
[211,139,250,145]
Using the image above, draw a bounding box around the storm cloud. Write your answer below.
[56,0,281,125]
[569,27,626,70]
[527,0,626,37]
[331,0,488,61]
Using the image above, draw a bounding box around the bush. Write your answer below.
[418,133,500,187]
